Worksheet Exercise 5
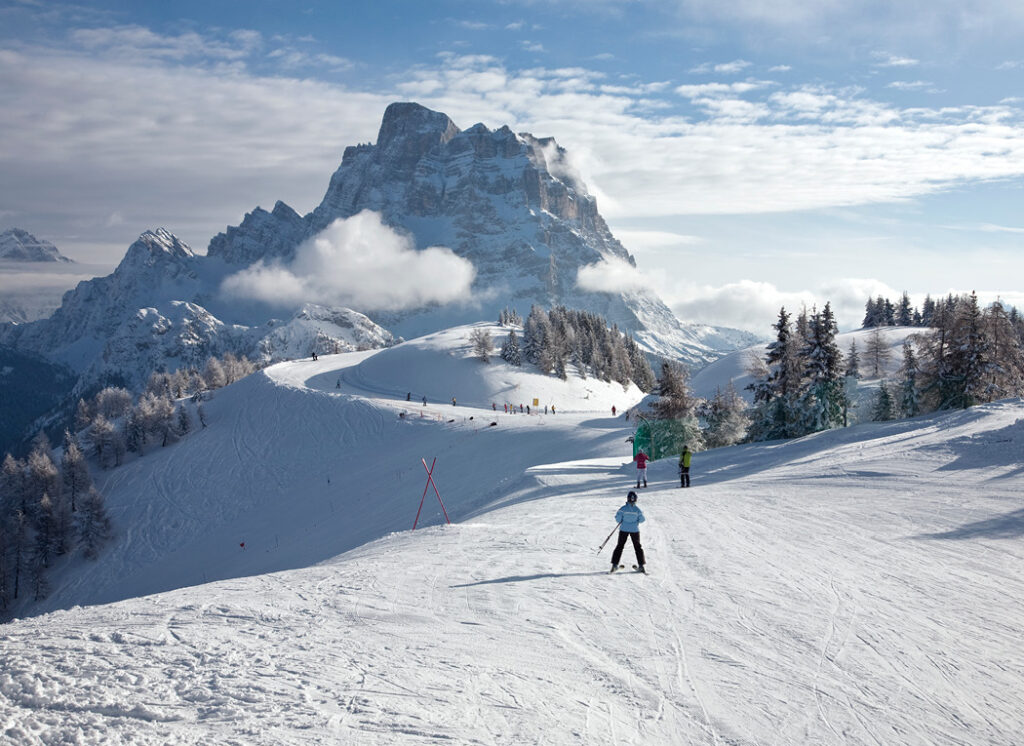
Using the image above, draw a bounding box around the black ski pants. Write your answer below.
[611,530,645,567]
[680,466,690,487]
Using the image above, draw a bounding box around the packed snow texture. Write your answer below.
[2,324,1023,744]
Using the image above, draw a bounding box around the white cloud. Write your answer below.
[689,59,753,74]
[575,256,648,294]
[667,278,904,333]
[613,229,702,251]
[873,53,919,68]
[220,211,475,312]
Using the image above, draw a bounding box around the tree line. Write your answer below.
[488,305,656,392]
[644,291,1024,454]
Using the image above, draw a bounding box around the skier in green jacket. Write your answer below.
[679,445,692,488]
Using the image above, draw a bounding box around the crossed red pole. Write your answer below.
[413,457,451,530]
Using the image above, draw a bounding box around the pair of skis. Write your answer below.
[597,522,646,574]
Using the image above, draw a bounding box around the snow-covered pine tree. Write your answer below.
[921,295,935,327]
[626,335,656,392]
[947,291,987,409]
[176,404,192,436]
[898,339,921,418]
[77,487,112,560]
[500,329,522,366]
[701,384,750,448]
[896,292,914,326]
[872,381,897,421]
[980,299,1024,402]
[523,306,551,366]
[845,339,861,379]
[748,307,805,440]
[798,302,847,434]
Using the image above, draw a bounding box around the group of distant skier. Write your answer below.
[607,445,693,574]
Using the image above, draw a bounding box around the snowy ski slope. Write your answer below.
[2,324,1023,744]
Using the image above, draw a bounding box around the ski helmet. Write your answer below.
[627,491,638,502]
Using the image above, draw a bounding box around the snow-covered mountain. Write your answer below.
[4,328,1022,744]
[0,229,395,395]
[0,102,753,408]
[0,228,73,263]
[208,102,755,360]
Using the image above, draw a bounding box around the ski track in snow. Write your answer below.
[3,341,1024,744]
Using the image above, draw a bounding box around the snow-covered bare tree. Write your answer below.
[469,327,493,363]
[864,328,892,378]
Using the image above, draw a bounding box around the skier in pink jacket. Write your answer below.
[634,450,649,488]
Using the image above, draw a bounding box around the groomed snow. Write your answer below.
[2,325,1023,744]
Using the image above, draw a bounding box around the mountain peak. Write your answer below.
[0,228,73,262]
[377,102,460,148]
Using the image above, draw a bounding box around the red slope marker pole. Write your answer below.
[413,457,451,530]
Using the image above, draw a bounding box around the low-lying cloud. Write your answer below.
[576,256,649,294]
[221,211,475,312]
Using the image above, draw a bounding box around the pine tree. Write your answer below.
[872,382,897,421]
[845,339,861,379]
[898,340,921,418]
[523,306,551,366]
[176,404,192,436]
[651,361,699,421]
[948,291,987,408]
[77,487,112,560]
[500,329,523,366]
[798,303,847,433]
[896,292,914,326]
[702,384,750,448]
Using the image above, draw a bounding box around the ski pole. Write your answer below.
[597,521,622,553]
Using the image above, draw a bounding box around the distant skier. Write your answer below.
[679,445,692,488]
[612,405,616,416]
[422,395,427,406]
[452,396,457,406]
[610,491,645,573]
[407,392,411,401]
[634,449,649,488]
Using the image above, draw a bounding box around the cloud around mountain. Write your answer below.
[220,211,475,312]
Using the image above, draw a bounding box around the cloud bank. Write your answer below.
[220,212,475,312]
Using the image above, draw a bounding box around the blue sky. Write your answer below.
[2,0,1024,332]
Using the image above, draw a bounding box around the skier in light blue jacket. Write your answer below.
[610,491,646,573]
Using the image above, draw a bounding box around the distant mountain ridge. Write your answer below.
[0,228,73,263]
